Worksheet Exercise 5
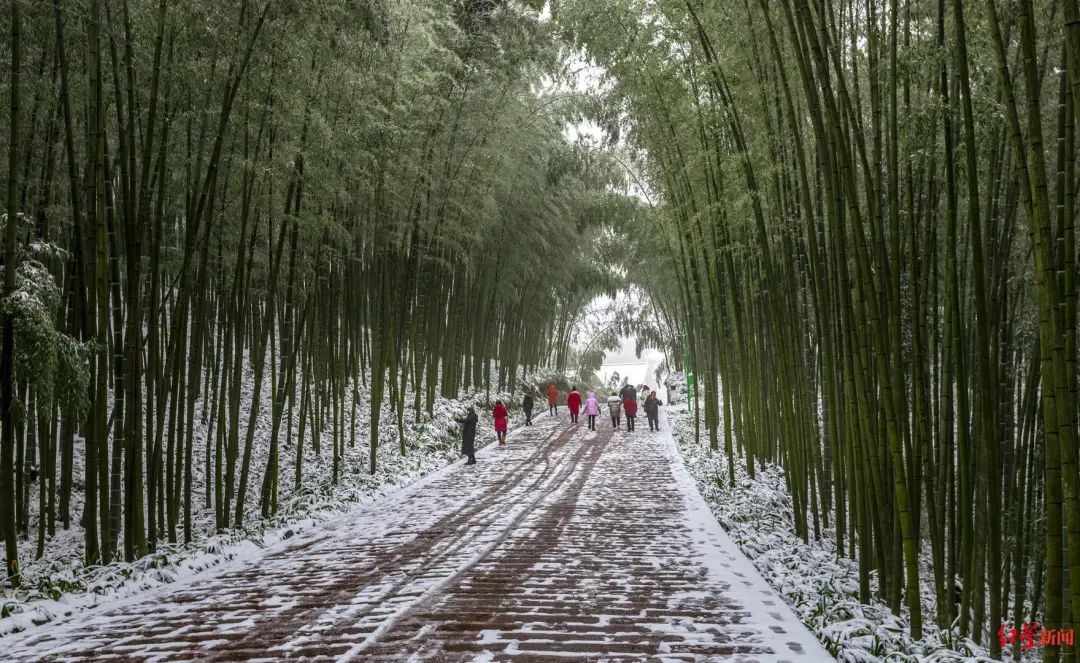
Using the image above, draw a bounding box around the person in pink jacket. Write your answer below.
[584,391,601,431]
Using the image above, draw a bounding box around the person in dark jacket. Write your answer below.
[454,407,478,464]
[644,392,663,431]
[523,393,534,426]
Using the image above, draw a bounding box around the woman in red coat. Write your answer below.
[547,383,559,417]
[493,400,509,446]
[623,396,638,432]
[567,387,582,424]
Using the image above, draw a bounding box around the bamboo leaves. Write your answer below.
[558,0,1079,656]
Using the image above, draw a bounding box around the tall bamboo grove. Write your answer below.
[558,0,1078,660]
[0,0,625,588]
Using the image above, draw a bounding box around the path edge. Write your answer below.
[657,408,835,660]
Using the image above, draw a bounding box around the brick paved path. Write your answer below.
[2,412,831,661]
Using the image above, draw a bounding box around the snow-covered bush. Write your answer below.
[1,247,92,415]
[664,370,688,404]
[0,363,569,637]
[669,404,1006,663]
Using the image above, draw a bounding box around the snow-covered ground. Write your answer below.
[667,402,1009,663]
[2,405,832,661]
[2,363,1024,662]
[0,360,568,637]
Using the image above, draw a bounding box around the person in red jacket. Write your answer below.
[623,395,638,432]
[493,400,509,446]
[567,386,582,424]
[547,383,559,417]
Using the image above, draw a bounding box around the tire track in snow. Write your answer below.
[1,413,833,662]
[203,422,583,659]
[0,418,587,661]
[331,427,612,660]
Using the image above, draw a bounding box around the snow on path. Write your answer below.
[1,410,831,661]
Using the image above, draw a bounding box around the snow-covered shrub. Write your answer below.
[0,362,568,637]
[664,370,688,404]
[669,404,1005,663]
[0,238,93,415]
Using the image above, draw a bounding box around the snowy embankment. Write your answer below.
[668,403,1005,663]
[0,363,566,637]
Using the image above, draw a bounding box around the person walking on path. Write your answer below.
[453,407,478,464]
[607,392,623,428]
[493,400,509,446]
[567,386,582,424]
[644,391,663,431]
[523,393,534,426]
[623,395,638,431]
[619,383,636,404]
[584,391,601,431]
[547,383,559,416]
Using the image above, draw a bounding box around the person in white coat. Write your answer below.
[607,392,623,429]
